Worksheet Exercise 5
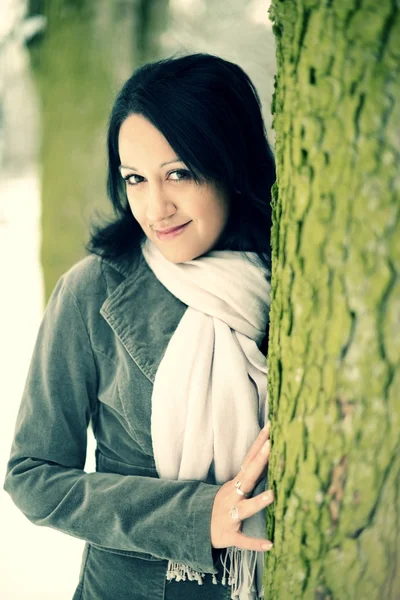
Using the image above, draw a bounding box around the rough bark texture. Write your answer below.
[265,1,400,598]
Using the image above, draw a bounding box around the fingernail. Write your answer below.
[263,491,273,502]
[263,420,270,431]
[261,542,273,551]
[261,439,270,454]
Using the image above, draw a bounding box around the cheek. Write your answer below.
[214,197,231,227]
[197,200,229,232]
[198,190,229,219]
[126,198,142,222]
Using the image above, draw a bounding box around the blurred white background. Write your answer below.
[0,0,274,597]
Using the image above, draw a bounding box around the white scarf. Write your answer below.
[141,238,271,599]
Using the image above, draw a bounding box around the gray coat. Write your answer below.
[3,249,231,598]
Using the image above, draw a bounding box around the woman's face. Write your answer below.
[118,113,231,263]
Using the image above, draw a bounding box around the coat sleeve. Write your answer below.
[3,274,222,575]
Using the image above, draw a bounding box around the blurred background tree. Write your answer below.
[26,0,276,300]
[27,0,170,298]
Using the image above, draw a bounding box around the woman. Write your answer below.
[4,52,276,600]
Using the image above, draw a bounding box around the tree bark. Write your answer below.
[265,1,400,598]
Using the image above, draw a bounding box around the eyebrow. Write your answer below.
[119,158,183,171]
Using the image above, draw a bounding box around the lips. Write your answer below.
[155,221,191,240]
[156,222,190,233]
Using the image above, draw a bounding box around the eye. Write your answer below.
[123,174,144,187]
[122,169,192,187]
[168,169,192,181]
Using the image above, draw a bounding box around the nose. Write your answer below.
[145,183,176,223]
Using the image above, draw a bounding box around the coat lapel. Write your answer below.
[100,250,188,384]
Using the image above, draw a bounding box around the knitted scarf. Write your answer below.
[141,237,271,599]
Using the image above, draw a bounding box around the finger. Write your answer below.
[241,421,270,472]
[234,489,274,521]
[253,463,268,488]
[236,439,271,494]
[232,532,274,553]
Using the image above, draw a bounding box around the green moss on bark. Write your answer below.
[266,0,400,597]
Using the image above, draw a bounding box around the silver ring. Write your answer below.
[229,505,240,520]
[234,480,251,498]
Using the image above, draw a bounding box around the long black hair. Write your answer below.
[86,52,276,274]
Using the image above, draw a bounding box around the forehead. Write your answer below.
[118,114,174,160]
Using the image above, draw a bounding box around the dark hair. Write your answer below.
[86,51,275,274]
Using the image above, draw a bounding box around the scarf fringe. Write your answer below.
[166,560,208,584]
[166,548,265,598]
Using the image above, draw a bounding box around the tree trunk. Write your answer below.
[27,0,169,300]
[265,2,400,598]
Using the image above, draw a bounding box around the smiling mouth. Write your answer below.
[156,221,190,233]
[155,221,191,240]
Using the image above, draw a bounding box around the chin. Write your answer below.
[158,248,200,264]
[152,237,217,263]
[163,253,195,264]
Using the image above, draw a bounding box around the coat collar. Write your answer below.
[100,250,188,384]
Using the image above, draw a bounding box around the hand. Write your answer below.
[210,421,274,552]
